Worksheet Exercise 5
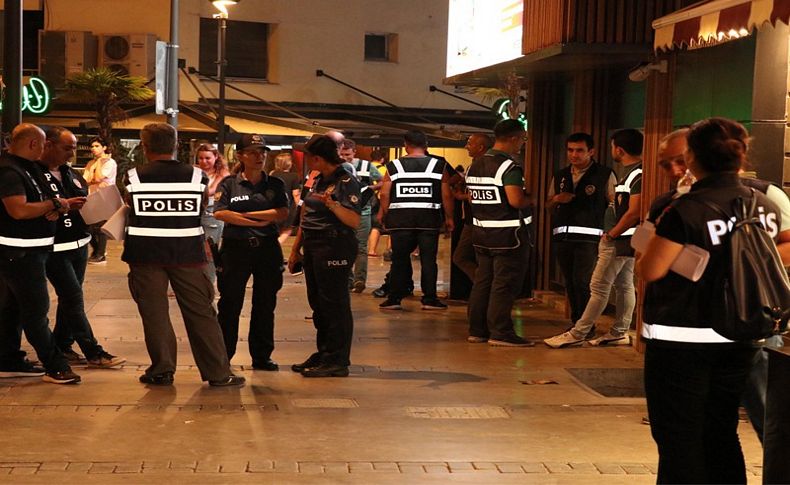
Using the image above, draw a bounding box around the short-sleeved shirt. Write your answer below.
[214,172,288,239]
[301,166,361,232]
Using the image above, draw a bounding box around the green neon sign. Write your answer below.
[494,98,527,129]
[0,77,52,114]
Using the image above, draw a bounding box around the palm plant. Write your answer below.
[64,67,154,151]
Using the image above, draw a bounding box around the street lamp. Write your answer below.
[211,0,240,155]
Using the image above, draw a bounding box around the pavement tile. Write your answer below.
[323,462,350,474]
[0,463,39,468]
[594,463,626,474]
[219,461,249,473]
[38,462,69,472]
[273,461,299,473]
[0,469,9,475]
[113,462,143,474]
[371,462,399,472]
[621,463,652,475]
[88,463,116,474]
[141,461,170,471]
[520,462,549,474]
[195,462,221,473]
[544,462,575,473]
[9,468,38,475]
[297,462,324,473]
[247,460,275,473]
[472,462,498,471]
[168,460,197,472]
[644,463,659,474]
[447,462,475,473]
[423,464,450,473]
[495,463,525,473]
[569,462,598,473]
[348,462,375,473]
[65,462,92,472]
[398,463,426,473]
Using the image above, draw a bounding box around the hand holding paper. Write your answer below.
[631,222,710,282]
[79,185,123,224]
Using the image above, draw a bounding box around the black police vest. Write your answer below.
[41,166,91,252]
[384,156,444,230]
[0,157,56,252]
[551,163,611,242]
[122,163,206,265]
[741,177,772,194]
[354,159,375,207]
[613,163,642,256]
[466,152,531,249]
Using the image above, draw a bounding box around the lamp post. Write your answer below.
[211,0,239,155]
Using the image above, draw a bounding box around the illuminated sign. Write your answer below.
[0,77,52,114]
[493,98,527,128]
[446,0,524,77]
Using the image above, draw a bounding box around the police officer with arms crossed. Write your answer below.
[123,123,243,387]
[466,120,535,346]
[38,127,125,367]
[288,135,361,378]
[546,133,615,336]
[378,130,454,310]
[0,124,79,383]
[637,117,790,483]
[214,134,288,372]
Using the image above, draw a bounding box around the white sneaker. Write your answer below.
[543,331,586,349]
[588,332,631,347]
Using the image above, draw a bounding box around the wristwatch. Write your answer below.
[51,198,62,211]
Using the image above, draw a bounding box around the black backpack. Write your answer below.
[694,190,790,340]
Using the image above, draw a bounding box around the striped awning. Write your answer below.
[653,0,790,51]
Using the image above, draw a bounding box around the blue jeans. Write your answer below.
[571,239,635,338]
[0,251,69,372]
[46,245,104,359]
[350,206,371,286]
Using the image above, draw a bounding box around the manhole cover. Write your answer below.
[406,406,510,419]
[565,368,645,398]
[291,399,358,408]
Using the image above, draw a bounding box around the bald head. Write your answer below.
[41,127,77,168]
[465,133,493,158]
[8,124,46,161]
[658,128,689,182]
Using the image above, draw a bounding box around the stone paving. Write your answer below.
[0,240,764,484]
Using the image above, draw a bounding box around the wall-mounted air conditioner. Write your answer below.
[97,33,157,79]
[38,31,98,89]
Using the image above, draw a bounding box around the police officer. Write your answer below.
[466,120,534,346]
[287,135,360,378]
[0,124,79,384]
[339,138,382,293]
[637,117,790,483]
[214,134,288,371]
[38,127,125,367]
[123,123,243,387]
[377,130,454,310]
[546,133,615,332]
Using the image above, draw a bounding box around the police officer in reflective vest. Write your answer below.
[38,127,125,367]
[546,133,615,330]
[287,135,361,378]
[466,120,534,346]
[123,123,243,387]
[378,130,454,310]
[0,124,79,384]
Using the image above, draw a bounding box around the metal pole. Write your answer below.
[216,14,227,155]
[1,0,23,142]
[167,0,180,128]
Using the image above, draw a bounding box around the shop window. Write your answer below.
[364,33,398,63]
[199,18,268,80]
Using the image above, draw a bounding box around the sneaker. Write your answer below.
[42,370,81,384]
[291,353,322,373]
[62,348,87,365]
[352,281,365,293]
[208,374,246,387]
[301,363,349,378]
[87,351,126,368]
[543,331,586,349]
[379,298,402,310]
[88,255,107,265]
[588,332,631,347]
[0,360,46,378]
[565,323,596,340]
[421,299,447,310]
[489,335,535,347]
[139,372,174,386]
[467,336,488,343]
[372,286,388,298]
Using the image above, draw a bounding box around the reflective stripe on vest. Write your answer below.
[389,202,441,209]
[0,235,55,247]
[126,167,205,193]
[357,160,371,178]
[465,159,514,187]
[473,216,532,228]
[552,225,604,236]
[53,235,92,252]
[641,322,734,344]
[127,226,204,238]
[621,227,636,236]
[615,168,642,194]
[389,158,442,180]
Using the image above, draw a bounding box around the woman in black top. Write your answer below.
[214,134,288,371]
[270,152,301,245]
[288,136,361,377]
[637,118,788,484]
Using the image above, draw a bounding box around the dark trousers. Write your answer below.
[452,223,477,281]
[554,240,597,324]
[390,229,439,301]
[88,223,107,257]
[645,343,756,484]
[741,336,783,442]
[127,264,231,381]
[217,237,283,365]
[0,252,69,372]
[303,231,357,366]
[46,245,104,359]
[468,242,527,340]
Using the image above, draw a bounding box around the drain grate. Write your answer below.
[291,399,358,409]
[406,406,510,419]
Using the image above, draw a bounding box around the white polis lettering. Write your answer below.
[327,259,349,267]
[469,187,500,203]
[135,196,201,216]
[230,195,250,203]
[397,182,433,198]
[706,207,779,245]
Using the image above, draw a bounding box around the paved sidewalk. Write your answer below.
[0,240,763,484]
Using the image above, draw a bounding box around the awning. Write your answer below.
[653,0,790,51]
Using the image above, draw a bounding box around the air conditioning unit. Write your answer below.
[38,31,98,89]
[97,34,157,79]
